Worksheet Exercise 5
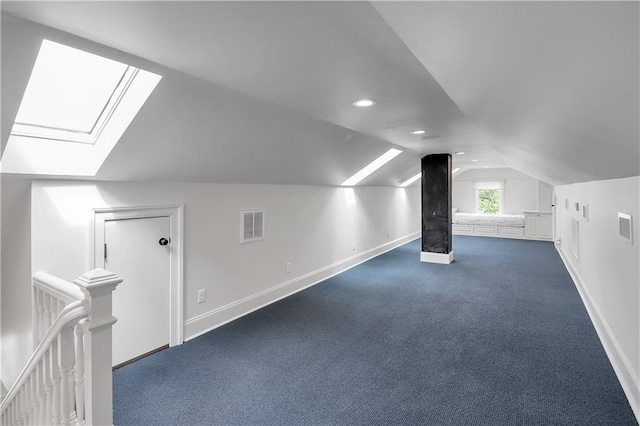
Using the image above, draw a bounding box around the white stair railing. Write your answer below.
[0,269,122,426]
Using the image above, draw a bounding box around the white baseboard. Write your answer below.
[184,232,420,341]
[556,243,640,422]
[420,251,454,264]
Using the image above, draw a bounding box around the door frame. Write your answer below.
[93,205,184,347]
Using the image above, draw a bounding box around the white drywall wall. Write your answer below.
[0,176,32,389]
[554,176,640,419]
[0,180,420,385]
[453,167,553,214]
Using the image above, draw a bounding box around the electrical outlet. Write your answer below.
[351,241,356,252]
[197,289,206,304]
[286,262,292,273]
[386,230,390,239]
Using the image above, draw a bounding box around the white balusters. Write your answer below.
[20,387,28,425]
[1,270,121,426]
[35,289,44,346]
[74,321,86,425]
[28,375,35,425]
[59,327,74,425]
[38,361,47,426]
[44,349,54,424]
[51,336,62,425]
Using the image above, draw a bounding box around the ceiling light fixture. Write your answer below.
[410,130,426,135]
[342,148,402,186]
[472,159,478,162]
[455,151,465,155]
[399,172,421,187]
[452,168,460,174]
[352,99,376,107]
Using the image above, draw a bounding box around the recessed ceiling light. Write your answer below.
[455,151,465,155]
[342,148,402,186]
[399,172,421,187]
[472,159,478,162]
[352,99,376,107]
[410,130,426,135]
[452,168,460,174]
[483,166,489,168]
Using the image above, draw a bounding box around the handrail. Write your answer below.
[1,268,121,425]
[33,271,84,304]
[0,298,89,412]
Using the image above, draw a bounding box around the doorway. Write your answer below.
[93,205,184,366]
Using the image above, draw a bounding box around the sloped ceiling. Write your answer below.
[1,1,638,186]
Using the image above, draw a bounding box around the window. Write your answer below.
[474,181,504,214]
[477,189,501,214]
[2,39,162,176]
[342,148,402,186]
[12,40,139,144]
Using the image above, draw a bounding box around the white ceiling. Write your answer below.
[1,1,638,186]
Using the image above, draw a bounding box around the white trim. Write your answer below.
[473,180,504,190]
[556,243,640,423]
[184,232,420,341]
[92,205,184,347]
[420,251,454,264]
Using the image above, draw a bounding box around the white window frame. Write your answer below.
[473,181,504,215]
[1,40,162,176]
[12,66,139,145]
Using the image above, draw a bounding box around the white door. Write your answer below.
[104,216,171,367]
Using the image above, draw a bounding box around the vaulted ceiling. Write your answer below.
[1,1,638,186]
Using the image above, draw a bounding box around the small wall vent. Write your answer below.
[241,210,264,243]
[618,213,633,245]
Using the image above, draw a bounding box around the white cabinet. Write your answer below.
[523,210,553,241]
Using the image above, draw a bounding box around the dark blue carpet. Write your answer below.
[114,236,637,425]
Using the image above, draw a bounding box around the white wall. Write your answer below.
[554,176,640,420]
[453,167,553,214]
[0,176,32,390]
[0,180,421,385]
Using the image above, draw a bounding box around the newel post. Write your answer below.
[74,269,122,426]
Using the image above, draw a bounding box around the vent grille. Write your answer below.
[241,210,264,243]
[618,213,633,245]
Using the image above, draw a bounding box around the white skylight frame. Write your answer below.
[2,39,162,176]
[341,148,402,186]
[11,40,139,144]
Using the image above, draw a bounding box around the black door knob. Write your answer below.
[159,237,170,246]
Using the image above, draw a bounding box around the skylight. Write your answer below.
[341,148,402,186]
[400,172,421,187]
[2,39,162,176]
[12,40,137,144]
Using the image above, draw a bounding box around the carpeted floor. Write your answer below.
[113,236,637,425]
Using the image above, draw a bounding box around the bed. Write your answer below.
[452,212,526,239]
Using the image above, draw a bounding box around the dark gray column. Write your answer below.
[421,154,453,264]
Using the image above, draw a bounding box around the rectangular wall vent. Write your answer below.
[241,210,264,243]
[618,213,633,245]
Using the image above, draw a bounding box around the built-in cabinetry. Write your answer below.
[523,210,553,241]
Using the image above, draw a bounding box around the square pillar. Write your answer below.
[421,154,454,264]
